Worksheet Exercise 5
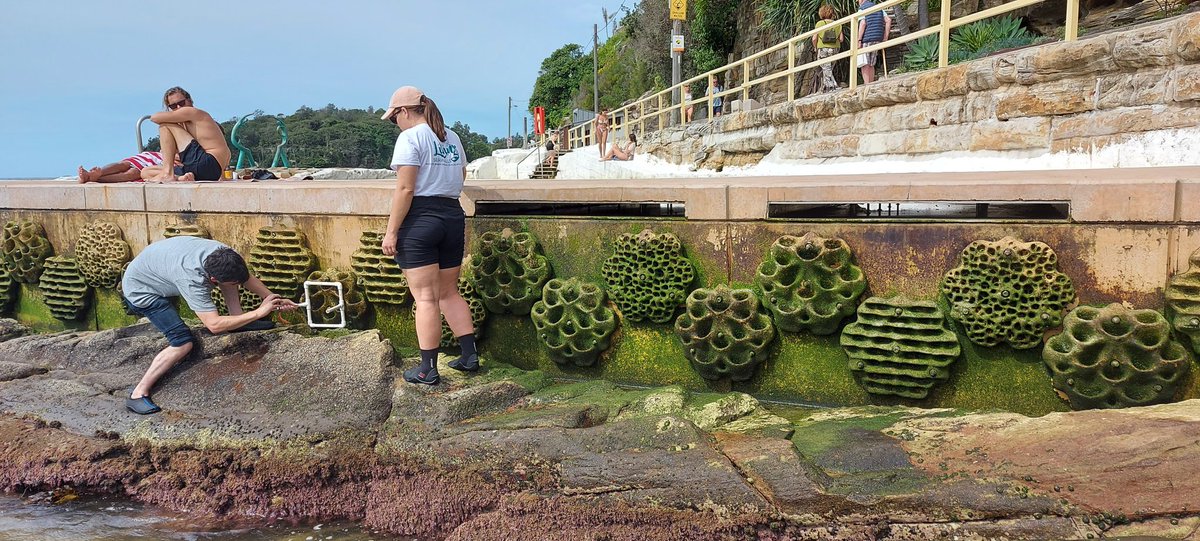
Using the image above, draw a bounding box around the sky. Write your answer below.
[0,0,632,178]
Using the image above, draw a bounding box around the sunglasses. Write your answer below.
[167,100,188,110]
[387,104,424,125]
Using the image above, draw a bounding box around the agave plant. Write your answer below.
[758,0,862,40]
[951,15,1033,54]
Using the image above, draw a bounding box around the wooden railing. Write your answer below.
[566,0,1080,151]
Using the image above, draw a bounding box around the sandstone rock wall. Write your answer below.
[642,13,1200,170]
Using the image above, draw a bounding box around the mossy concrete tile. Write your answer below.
[93,288,138,329]
[14,284,94,334]
[372,304,418,357]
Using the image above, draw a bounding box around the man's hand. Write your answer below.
[274,298,300,311]
[254,293,283,318]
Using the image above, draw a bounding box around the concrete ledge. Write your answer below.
[3,166,1200,223]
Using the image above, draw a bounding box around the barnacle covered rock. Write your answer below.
[756,233,867,335]
[602,230,695,324]
[247,226,318,302]
[1165,248,1200,356]
[350,231,408,305]
[305,268,368,328]
[0,221,54,284]
[40,256,91,321]
[675,285,775,381]
[163,224,211,239]
[469,229,551,315]
[941,237,1075,349]
[75,221,131,289]
[531,278,618,366]
[1043,303,1192,410]
[841,296,961,399]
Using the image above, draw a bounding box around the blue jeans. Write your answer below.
[123,296,194,347]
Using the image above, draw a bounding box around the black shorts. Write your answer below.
[394,197,466,269]
[174,139,223,181]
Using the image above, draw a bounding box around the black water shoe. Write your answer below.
[448,353,480,372]
[403,366,440,386]
[126,395,162,415]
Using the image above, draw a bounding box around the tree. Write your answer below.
[452,121,494,163]
[530,44,590,126]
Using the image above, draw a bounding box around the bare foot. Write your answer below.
[178,172,196,182]
[77,166,93,183]
[145,172,176,183]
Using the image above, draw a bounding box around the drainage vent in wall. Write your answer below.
[473,201,685,218]
[767,201,1071,221]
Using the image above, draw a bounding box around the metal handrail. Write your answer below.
[135,115,153,152]
[566,0,1080,150]
[514,145,545,179]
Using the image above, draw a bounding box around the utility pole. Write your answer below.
[524,117,528,148]
[507,96,512,148]
[593,23,600,115]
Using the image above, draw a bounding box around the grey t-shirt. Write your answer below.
[122,236,223,313]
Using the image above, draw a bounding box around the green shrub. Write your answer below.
[902,15,1036,72]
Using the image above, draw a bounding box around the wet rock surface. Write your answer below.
[0,323,1197,540]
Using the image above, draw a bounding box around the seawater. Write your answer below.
[0,494,407,541]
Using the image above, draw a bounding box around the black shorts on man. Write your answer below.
[174,139,223,180]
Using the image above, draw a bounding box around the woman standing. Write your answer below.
[595,107,609,160]
[380,86,478,385]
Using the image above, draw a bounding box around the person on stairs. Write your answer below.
[379,85,478,385]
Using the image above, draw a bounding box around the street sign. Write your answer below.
[534,106,546,135]
[669,0,688,20]
[671,34,685,53]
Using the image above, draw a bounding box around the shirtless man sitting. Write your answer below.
[145,86,231,182]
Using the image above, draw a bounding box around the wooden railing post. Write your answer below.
[742,59,750,105]
[1065,0,1079,40]
[849,12,859,90]
[787,40,796,101]
[708,74,717,120]
[938,0,952,67]
[639,101,645,136]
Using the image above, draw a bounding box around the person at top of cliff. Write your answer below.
[594,107,610,161]
[379,85,478,386]
[144,86,231,182]
[121,236,299,414]
[77,151,175,183]
[857,0,892,84]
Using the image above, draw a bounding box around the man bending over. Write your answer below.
[145,86,230,182]
[121,236,298,414]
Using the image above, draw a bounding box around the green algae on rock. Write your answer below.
[469,229,551,315]
[1044,303,1192,409]
[756,233,867,336]
[0,221,53,284]
[530,277,618,366]
[675,285,775,381]
[841,296,961,399]
[38,256,91,321]
[1165,247,1200,356]
[162,223,211,239]
[305,268,369,328]
[603,229,696,324]
[75,221,131,289]
[941,236,1075,349]
[350,230,409,305]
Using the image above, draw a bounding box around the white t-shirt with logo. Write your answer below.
[390,123,466,198]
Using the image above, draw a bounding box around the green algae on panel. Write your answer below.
[39,256,92,321]
[0,221,53,284]
[1044,303,1192,410]
[469,229,551,315]
[1165,247,1200,356]
[603,229,696,324]
[93,287,139,329]
[841,296,961,399]
[675,285,775,382]
[76,221,132,289]
[530,277,618,367]
[350,231,409,305]
[371,303,418,357]
[941,236,1075,349]
[15,284,92,333]
[757,233,867,336]
[305,268,369,328]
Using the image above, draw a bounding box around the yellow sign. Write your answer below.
[669,0,688,20]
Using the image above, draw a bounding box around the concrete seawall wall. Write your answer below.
[2,171,1199,414]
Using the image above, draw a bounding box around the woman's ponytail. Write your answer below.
[422,95,447,142]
